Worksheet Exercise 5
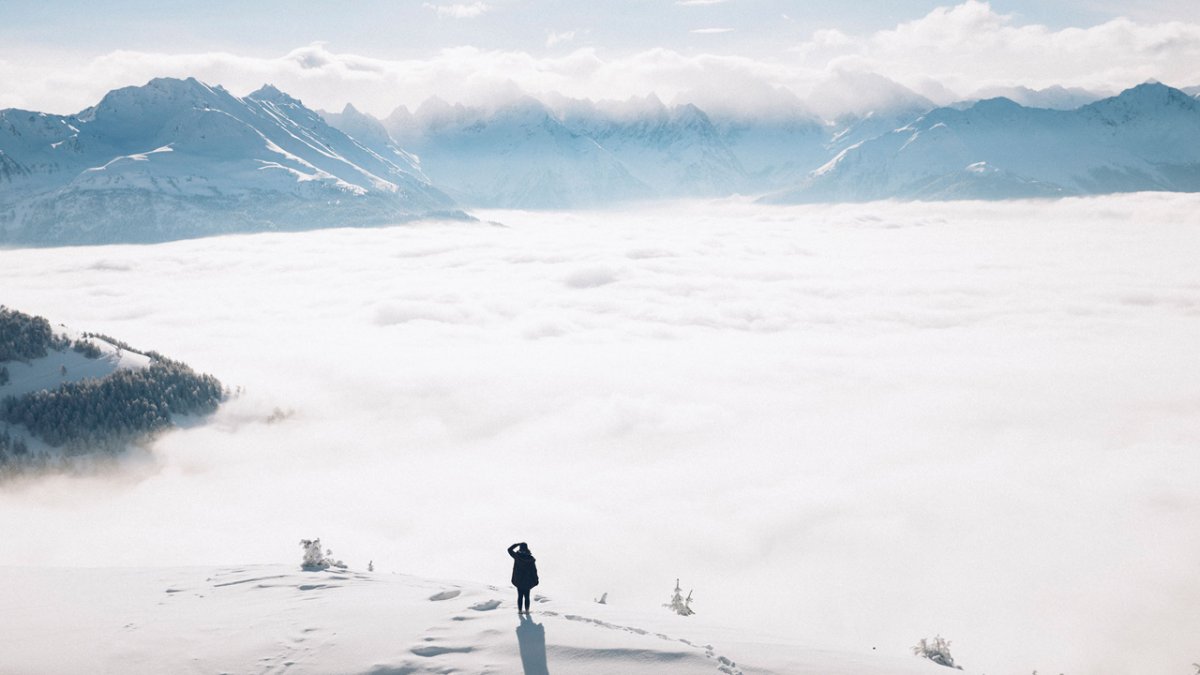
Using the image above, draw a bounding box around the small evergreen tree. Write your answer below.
[912,636,962,669]
[664,578,695,616]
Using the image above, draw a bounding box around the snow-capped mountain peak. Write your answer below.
[771,82,1200,203]
[0,78,458,244]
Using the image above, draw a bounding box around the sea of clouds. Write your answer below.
[2,195,1198,674]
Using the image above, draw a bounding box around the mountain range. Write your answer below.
[0,78,457,245]
[2,77,1199,244]
[343,81,1200,206]
[775,82,1200,202]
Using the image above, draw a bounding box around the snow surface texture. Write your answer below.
[0,564,947,675]
[1,197,1198,675]
[0,78,458,245]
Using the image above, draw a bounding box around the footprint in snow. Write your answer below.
[469,599,502,611]
[428,589,461,601]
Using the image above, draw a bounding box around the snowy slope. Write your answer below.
[774,83,1200,202]
[0,78,457,245]
[0,326,151,462]
[0,329,150,401]
[0,564,951,675]
[384,97,650,208]
[320,102,429,182]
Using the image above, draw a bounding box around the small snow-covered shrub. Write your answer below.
[664,578,694,616]
[299,538,346,571]
[912,636,962,669]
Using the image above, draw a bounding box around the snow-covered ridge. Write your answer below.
[0,306,224,470]
[0,78,460,245]
[0,563,948,675]
[772,82,1200,203]
[0,328,150,401]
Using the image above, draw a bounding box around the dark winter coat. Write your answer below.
[508,545,539,590]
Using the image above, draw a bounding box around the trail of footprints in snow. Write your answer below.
[178,569,377,675]
[541,610,744,675]
[407,587,745,675]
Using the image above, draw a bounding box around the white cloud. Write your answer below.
[690,27,733,34]
[1,196,1199,675]
[2,2,1200,118]
[810,0,1200,94]
[422,2,491,19]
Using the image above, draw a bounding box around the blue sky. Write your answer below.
[2,1,1199,115]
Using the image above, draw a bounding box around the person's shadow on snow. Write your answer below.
[516,613,549,675]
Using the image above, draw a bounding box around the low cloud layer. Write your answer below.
[2,2,1199,117]
[2,196,1199,674]
[423,2,491,19]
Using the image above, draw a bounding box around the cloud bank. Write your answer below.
[423,2,491,19]
[1,2,1199,117]
[1,195,1199,675]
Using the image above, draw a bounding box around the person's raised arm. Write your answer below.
[508,543,519,559]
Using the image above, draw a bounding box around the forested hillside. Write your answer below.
[0,306,224,471]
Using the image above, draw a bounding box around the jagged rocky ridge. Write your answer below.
[0,78,459,245]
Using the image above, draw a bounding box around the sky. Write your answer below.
[2,1,1200,116]
[2,195,1199,675]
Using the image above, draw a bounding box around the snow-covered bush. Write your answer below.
[912,636,962,669]
[664,579,694,616]
[299,538,346,571]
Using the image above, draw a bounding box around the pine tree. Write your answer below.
[664,578,695,616]
[912,636,962,669]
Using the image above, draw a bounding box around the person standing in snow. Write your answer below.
[508,542,539,613]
